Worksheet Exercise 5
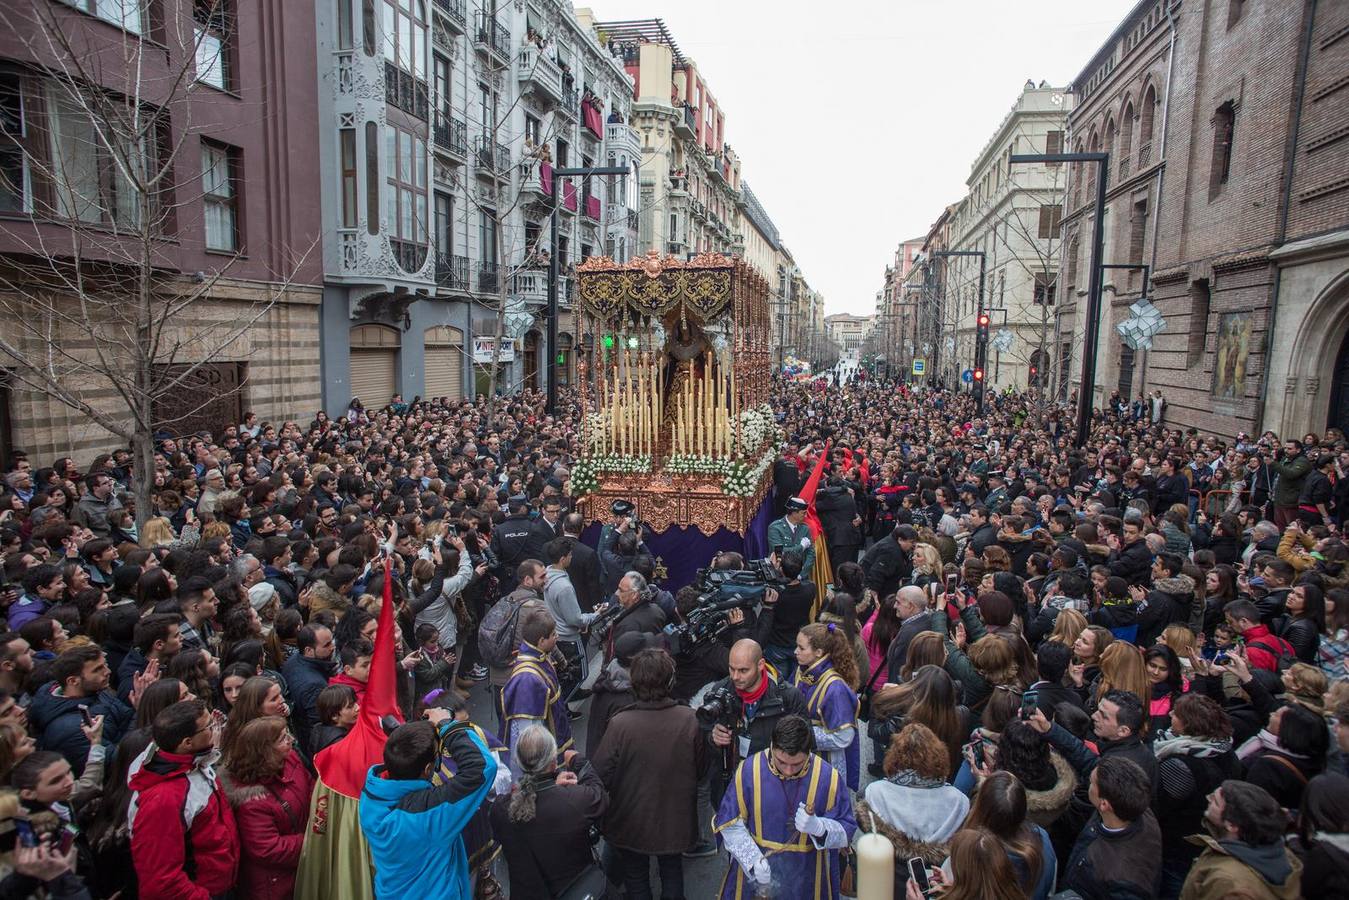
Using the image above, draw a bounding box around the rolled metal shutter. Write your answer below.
[349,349,396,407]
[423,326,463,401]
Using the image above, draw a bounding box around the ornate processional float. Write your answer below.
[571,252,781,584]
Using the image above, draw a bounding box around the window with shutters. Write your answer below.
[1033,272,1056,306]
[340,129,357,228]
[1037,204,1062,239]
[1188,280,1210,367]
[365,121,379,235]
[1045,130,1063,167]
[1209,101,1236,198]
[0,73,30,214]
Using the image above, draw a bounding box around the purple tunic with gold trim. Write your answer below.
[434,722,507,869]
[500,642,573,751]
[713,749,856,900]
[795,659,860,791]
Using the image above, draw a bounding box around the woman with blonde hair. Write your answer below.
[1047,608,1088,648]
[1092,641,1150,717]
[1282,662,1329,715]
[1159,623,1197,663]
[139,516,176,548]
[911,543,943,591]
[795,622,861,790]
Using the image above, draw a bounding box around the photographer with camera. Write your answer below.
[760,547,815,683]
[603,571,667,663]
[700,639,808,803]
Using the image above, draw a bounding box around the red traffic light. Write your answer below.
[973,368,985,381]
[1029,366,1038,375]
[977,314,990,328]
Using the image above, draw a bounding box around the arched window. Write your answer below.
[1139,84,1157,155]
[1120,100,1135,174]
[1086,129,1100,196]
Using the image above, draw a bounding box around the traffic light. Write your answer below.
[973,367,984,382]
[976,313,990,341]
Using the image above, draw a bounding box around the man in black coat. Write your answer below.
[1107,519,1153,586]
[701,639,808,801]
[815,477,862,571]
[561,514,603,612]
[884,586,939,682]
[522,496,565,563]
[966,505,999,558]
[604,572,666,662]
[772,444,803,519]
[859,524,916,600]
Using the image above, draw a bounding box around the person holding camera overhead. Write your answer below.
[761,547,816,683]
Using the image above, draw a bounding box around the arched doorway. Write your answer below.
[349,324,400,408]
[523,331,540,391]
[1330,330,1349,435]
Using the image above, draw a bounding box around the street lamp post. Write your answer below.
[1009,151,1108,448]
[548,165,630,416]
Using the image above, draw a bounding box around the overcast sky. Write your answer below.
[586,0,1138,315]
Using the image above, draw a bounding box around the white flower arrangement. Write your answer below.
[581,413,605,453]
[722,445,777,497]
[568,453,653,497]
[737,403,782,456]
[664,454,731,477]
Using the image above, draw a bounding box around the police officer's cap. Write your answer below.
[786,497,809,513]
[611,499,635,516]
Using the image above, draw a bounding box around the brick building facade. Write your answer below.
[1061,0,1349,439]
[0,0,323,460]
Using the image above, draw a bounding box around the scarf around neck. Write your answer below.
[1153,732,1233,761]
[886,768,946,790]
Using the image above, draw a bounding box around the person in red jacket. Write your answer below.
[221,715,315,900]
[1224,598,1295,672]
[128,699,240,900]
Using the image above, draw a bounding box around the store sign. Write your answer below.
[472,337,515,364]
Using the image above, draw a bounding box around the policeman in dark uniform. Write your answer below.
[598,499,634,586]
[488,495,535,594]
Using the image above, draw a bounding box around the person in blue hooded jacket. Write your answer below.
[360,708,498,899]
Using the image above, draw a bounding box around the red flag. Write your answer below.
[311,560,403,797]
[800,440,831,540]
[296,560,404,900]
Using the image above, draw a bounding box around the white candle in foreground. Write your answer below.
[856,831,895,900]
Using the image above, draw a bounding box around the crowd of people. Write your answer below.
[0,376,1342,899]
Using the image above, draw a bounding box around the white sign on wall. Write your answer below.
[472,337,516,364]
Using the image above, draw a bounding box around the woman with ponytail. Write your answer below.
[489,724,609,897]
[795,621,862,790]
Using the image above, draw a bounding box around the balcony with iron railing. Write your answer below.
[432,0,466,32]
[519,160,554,201]
[477,260,500,293]
[605,122,641,157]
[1118,155,1130,180]
[389,238,428,274]
[473,11,510,63]
[606,202,638,232]
[1137,141,1152,168]
[517,45,563,106]
[384,63,430,120]
[435,252,469,290]
[674,103,697,140]
[667,241,686,257]
[433,113,468,161]
[473,135,510,178]
[557,89,579,121]
[689,199,707,221]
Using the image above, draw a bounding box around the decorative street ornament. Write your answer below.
[992,328,1014,353]
[1116,298,1166,351]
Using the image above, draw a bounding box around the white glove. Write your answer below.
[751,858,772,887]
[795,803,826,837]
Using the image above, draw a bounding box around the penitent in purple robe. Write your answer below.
[713,749,857,900]
[500,642,573,751]
[795,658,861,792]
